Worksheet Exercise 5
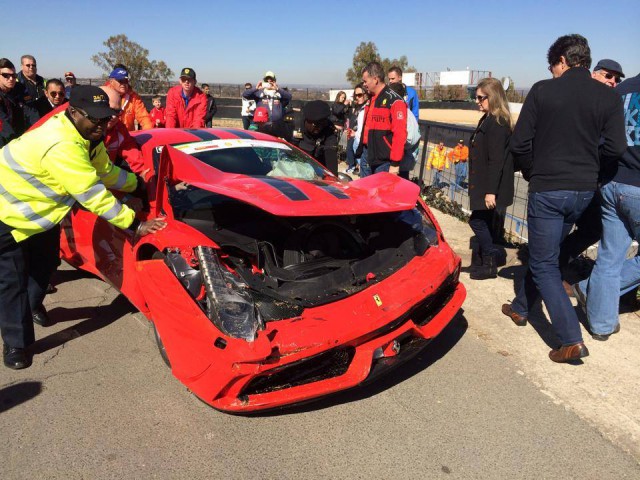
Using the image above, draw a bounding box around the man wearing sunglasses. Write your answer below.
[107,67,153,131]
[0,58,32,146]
[30,79,67,119]
[504,34,626,364]
[592,59,625,88]
[17,55,45,103]
[0,85,166,369]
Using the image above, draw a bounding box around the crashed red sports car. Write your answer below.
[59,127,466,413]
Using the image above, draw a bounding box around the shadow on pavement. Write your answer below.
[246,311,468,417]
[31,295,136,355]
[51,267,94,286]
[0,381,42,413]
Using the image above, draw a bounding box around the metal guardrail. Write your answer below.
[413,120,529,242]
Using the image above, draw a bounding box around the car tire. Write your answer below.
[152,321,171,368]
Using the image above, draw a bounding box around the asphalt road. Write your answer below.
[1,258,639,479]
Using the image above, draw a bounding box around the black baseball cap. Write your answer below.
[69,85,117,119]
[180,67,196,80]
[594,59,625,77]
[303,100,331,122]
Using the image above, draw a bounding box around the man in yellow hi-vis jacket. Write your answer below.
[426,141,450,187]
[0,85,166,369]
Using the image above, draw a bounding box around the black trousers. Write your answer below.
[469,209,498,256]
[0,225,60,348]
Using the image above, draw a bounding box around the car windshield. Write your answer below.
[172,139,329,181]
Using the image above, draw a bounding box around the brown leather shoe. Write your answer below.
[548,342,589,363]
[501,304,527,326]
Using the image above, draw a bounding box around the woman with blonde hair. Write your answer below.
[468,77,515,280]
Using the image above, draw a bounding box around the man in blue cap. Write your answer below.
[592,59,625,88]
[107,66,153,131]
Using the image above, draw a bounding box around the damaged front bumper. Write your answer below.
[186,246,466,413]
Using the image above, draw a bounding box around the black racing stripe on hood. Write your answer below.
[221,129,256,139]
[308,181,350,199]
[259,178,309,201]
[184,129,220,141]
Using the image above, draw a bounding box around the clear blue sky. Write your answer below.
[3,0,638,89]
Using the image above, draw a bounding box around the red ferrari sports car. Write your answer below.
[59,127,466,413]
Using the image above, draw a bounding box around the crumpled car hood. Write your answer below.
[165,146,420,216]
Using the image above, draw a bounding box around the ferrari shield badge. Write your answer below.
[373,294,383,307]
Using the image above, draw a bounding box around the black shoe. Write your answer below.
[470,249,482,268]
[3,345,32,370]
[470,254,497,280]
[32,306,52,327]
[591,323,621,341]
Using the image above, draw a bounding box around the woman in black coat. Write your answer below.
[468,77,514,279]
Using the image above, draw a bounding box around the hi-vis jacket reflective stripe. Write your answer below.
[0,112,137,242]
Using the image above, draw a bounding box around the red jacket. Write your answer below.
[149,106,166,128]
[363,86,407,166]
[165,86,207,128]
[104,121,147,175]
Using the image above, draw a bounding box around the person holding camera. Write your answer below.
[242,71,292,123]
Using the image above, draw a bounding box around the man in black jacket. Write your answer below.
[17,55,45,103]
[202,84,217,128]
[29,79,67,120]
[292,100,338,175]
[501,34,626,363]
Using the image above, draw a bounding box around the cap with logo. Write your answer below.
[70,85,117,119]
[180,68,196,80]
[263,71,276,81]
[108,68,129,80]
[253,106,269,123]
[594,59,625,78]
[64,72,75,79]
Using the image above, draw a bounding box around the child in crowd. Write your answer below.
[149,97,165,128]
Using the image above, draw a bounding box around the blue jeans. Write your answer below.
[577,182,640,335]
[511,190,594,345]
[431,169,444,186]
[346,137,356,169]
[359,148,390,177]
[455,162,468,186]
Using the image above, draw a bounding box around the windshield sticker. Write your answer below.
[174,139,292,154]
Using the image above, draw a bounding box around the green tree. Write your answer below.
[346,42,417,86]
[91,34,173,91]
[346,41,381,85]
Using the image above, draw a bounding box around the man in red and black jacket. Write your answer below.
[359,61,407,177]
